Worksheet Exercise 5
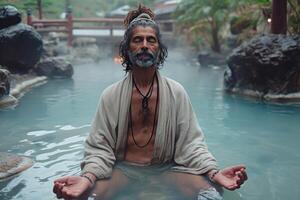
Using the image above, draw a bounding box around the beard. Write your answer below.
[128,49,159,68]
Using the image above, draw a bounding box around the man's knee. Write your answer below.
[197,187,223,200]
[91,180,111,200]
[163,172,220,198]
[90,170,129,200]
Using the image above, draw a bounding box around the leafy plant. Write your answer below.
[176,0,233,53]
[175,0,272,52]
[287,0,300,33]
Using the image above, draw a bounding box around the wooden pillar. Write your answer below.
[37,0,42,19]
[271,0,287,34]
[66,8,73,47]
[110,24,113,37]
[27,9,32,25]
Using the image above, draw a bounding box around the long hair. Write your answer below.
[119,5,168,72]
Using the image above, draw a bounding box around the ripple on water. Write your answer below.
[26,130,56,137]
[59,124,91,131]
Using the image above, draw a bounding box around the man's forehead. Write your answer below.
[131,26,157,37]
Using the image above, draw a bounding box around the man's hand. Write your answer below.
[212,165,248,190]
[53,176,92,199]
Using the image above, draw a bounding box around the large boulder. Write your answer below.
[0,5,21,29]
[0,68,10,98]
[35,57,73,78]
[0,152,33,180]
[224,34,300,101]
[0,23,43,73]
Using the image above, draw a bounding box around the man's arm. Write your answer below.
[172,85,218,174]
[53,91,117,199]
[80,93,116,179]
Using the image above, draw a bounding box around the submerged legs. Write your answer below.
[89,169,129,200]
[162,171,223,200]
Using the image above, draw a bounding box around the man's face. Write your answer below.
[128,26,159,68]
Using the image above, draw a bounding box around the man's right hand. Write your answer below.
[53,176,92,199]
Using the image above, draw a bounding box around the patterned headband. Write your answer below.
[128,13,157,28]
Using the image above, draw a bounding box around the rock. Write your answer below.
[0,23,43,73]
[0,68,10,98]
[35,57,73,78]
[0,95,18,109]
[10,75,48,97]
[53,42,69,56]
[0,5,21,29]
[224,34,300,101]
[0,152,33,180]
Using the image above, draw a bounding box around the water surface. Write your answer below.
[1,49,300,200]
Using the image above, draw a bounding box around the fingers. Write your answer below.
[54,176,70,184]
[61,186,72,199]
[231,164,246,172]
[53,176,71,199]
[53,182,65,199]
[234,168,248,189]
[241,168,248,181]
[226,183,240,191]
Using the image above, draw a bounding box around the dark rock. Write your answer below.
[35,57,73,78]
[0,5,21,29]
[0,68,10,98]
[0,23,43,73]
[225,34,300,100]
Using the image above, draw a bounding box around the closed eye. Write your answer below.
[132,36,143,43]
[147,36,157,43]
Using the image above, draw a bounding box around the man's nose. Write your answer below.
[142,39,149,49]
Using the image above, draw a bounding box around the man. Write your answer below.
[53,5,247,200]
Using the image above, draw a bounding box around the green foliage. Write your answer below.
[288,0,300,33]
[176,0,238,52]
[230,15,258,34]
[175,0,274,52]
[0,0,64,18]
[0,0,159,19]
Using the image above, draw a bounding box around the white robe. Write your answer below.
[81,71,218,179]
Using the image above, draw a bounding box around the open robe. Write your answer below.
[81,71,218,179]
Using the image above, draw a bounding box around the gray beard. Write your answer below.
[128,50,159,68]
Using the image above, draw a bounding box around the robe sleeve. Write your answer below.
[171,86,218,175]
[80,89,116,180]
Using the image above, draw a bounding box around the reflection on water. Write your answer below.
[1,49,300,200]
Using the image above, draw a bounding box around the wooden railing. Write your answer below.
[27,10,175,47]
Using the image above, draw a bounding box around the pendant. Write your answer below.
[142,97,148,110]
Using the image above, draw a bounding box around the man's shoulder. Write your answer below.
[101,76,128,100]
[162,76,187,95]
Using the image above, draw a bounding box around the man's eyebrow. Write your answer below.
[132,35,154,38]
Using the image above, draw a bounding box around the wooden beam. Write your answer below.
[271,0,287,34]
[37,0,42,19]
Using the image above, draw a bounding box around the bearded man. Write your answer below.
[53,5,247,200]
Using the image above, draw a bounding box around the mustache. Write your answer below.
[136,50,154,59]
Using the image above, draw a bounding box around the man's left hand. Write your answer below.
[212,165,248,190]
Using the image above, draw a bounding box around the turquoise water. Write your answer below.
[1,49,300,200]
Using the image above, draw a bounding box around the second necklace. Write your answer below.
[132,72,156,114]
